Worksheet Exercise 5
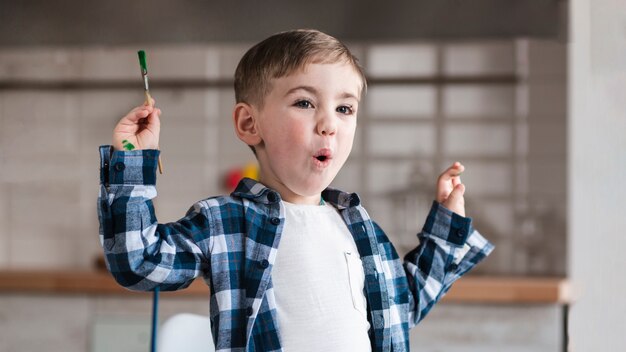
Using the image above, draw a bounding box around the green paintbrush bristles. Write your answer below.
[137,50,150,92]
[138,50,147,73]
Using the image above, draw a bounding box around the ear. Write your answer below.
[233,102,262,147]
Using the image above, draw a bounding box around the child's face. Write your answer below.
[252,61,362,204]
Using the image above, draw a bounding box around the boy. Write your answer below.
[98,29,493,351]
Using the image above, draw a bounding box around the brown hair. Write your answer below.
[234,29,367,108]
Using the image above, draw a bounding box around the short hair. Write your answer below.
[234,29,367,108]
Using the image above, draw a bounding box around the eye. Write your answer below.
[294,100,313,109]
[336,105,354,115]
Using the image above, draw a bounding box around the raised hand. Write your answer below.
[112,98,161,151]
[436,162,466,217]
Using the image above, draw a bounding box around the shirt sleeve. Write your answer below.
[97,145,211,291]
[403,201,494,327]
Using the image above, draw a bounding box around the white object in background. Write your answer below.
[158,313,215,352]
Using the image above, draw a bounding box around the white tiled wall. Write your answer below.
[443,124,512,156]
[368,123,436,156]
[0,185,8,267]
[410,304,562,351]
[0,295,92,351]
[366,44,437,77]
[0,294,209,352]
[0,294,562,352]
[366,85,437,117]
[366,160,415,194]
[442,85,516,117]
[360,39,565,276]
[0,40,567,275]
[447,160,513,196]
[0,48,83,81]
[0,38,567,351]
[443,41,516,76]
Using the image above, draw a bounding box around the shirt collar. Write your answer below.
[231,178,361,209]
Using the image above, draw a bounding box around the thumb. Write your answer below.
[449,183,465,199]
[443,183,466,216]
[446,183,465,203]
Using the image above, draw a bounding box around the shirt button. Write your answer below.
[114,162,125,172]
[270,217,280,225]
[457,229,466,237]
[259,259,269,269]
[246,307,253,316]
[267,192,278,203]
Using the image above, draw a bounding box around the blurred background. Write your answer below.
[0,0,624,351]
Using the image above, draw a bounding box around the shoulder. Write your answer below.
[188,193,275,221]
[187,194,237,208]
[185,194,246,218]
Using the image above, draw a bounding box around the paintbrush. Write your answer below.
[138,50,163,174]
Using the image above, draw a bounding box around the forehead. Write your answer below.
[273,61,364,97]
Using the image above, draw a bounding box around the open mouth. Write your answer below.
[313,149,332,166]
[315,155,328,162]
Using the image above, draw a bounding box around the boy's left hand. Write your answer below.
[436,162,466,217]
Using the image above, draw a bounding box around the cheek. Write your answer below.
[266,122,307,157]
[339,123,356,152]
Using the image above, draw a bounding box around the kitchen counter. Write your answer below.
[0,270,571,303]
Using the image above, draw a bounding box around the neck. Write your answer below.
[258,177,322,206]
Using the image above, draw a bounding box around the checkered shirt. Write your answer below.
[98,146,494,352]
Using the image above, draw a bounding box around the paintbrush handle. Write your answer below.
[138,50,162,174]
[144,91,153,106]
[143,91,162,174]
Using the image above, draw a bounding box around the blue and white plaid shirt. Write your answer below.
[98,146,493,352]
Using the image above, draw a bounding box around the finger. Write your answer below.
[446,183,466,205]
[124,107,154,123]
[437,162,462,184]
[436,183,451,203]
[443,184,466,216]
[453,183,465,197]
[447,162,465,177]
[129,104,154,114]
[144,108,162,134]
[124,110,148,124]
[452,175,462,188]
[436,163,462,195]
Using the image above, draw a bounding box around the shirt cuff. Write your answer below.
[99,145,160,186]
[421,200,473,246]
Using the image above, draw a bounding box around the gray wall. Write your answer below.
[0,39,567,276]
[569,0,626,349]
[0,0,565,46]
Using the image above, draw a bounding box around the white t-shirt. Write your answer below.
[271,201,371,352]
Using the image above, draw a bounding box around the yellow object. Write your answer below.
[242,163,259,180]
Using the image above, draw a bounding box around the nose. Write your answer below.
[316,110,337,136]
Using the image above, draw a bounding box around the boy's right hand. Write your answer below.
[112,99,161,151]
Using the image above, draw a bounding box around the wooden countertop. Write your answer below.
[0,270,570,304]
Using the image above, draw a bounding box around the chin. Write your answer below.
[291,176,334,196]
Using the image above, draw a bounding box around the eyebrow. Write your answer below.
[285,85,360,101]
